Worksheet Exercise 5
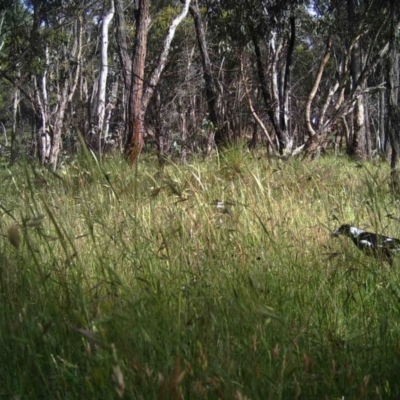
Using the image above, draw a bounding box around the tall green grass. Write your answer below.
[1,149,400,399]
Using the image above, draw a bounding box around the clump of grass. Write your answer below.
[1,151,400,398]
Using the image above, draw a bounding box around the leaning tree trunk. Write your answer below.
[189,2,227,147]
[305,37,332,138]
[240,54,276,153]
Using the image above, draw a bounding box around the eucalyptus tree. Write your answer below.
[94,0,115,155]
[187,1,230,149]
[0,0,98,168]
[27,0,86,169]
[304,0,390,159]
[143,6,198,163]
[114,0,191,165]
[208,0,307,155]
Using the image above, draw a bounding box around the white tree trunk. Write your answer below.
[11,79,20,161]
[41,46,51,162]
[270,31,281,127]
[0,10,5,53]
[48,17,83,170]
[97,0,115,153]
[141,0,191,110]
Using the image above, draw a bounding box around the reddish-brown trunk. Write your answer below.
[124,0,148,165]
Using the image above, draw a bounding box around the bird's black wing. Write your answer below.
[358,232,400,251]
[354,232,376,250]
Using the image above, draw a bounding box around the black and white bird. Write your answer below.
[333,224,400,261]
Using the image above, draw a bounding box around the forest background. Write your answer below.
[0,0,398,177]
[1,0,400,398]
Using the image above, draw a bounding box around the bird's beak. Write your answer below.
[332,230,340,238]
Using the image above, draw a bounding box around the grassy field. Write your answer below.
[1,148,400,399]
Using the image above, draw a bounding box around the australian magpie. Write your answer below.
[333,224,400,261]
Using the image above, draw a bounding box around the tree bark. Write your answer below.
[114,0,131,92]
[10,78,20,163]
[142,0,191,110]
[179,100,187,164]
[188,2,227,147]
[346,0,367,160]
[251,28,293,154]
[305,37,332,138]
[351,93,367,159]
[96,0,114,154]
[386,0,400,192]
[378,89,387,154]
[49,84,68,170]
[124,0,191,165]
[124,0,149,164]
[48,16,82,170]
[280,16,295,139]
[240,55,276,153]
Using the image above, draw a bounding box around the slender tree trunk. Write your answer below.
[270,31,281,135]
[141,0,191,110]
[280,16,295,139]
[251,33,279,140]
[10,80,20,163]
[251,30,292,154]
[35,46,51,164]
[178,97,187,164]
[124,0,149,164]
[104,78,119,139]
[153,90,167,165]
[114,0,131,92]
[364,95,371,156]
[240,55,276,152]
[49,84,68,170]
[347,0,368,160]
[114,0,132,137]
[305,37,332,138]
[96,0,114,155]
[124,0,191,164]
[48,17,82,170]
[386,0,400,192]
[189,5,227,146]
[378,89,387,154]
[351,92,367,159]
[189,2,227,147]
[0,10,5,53]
